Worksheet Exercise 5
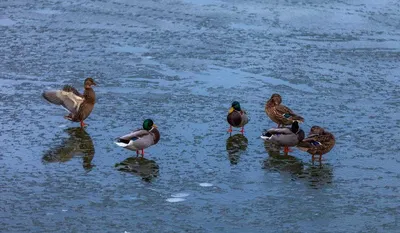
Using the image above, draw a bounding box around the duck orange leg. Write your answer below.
[141,149,145,158]
[80,121,87,128]
[284,146,288,155]
[240,127,244,134]
[227,125,232,133]
[283,146,293,154]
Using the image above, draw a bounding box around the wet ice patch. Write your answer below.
[111,46,148,54]
[231,23,265,31]
[192,65,316,94]
[58,124,67,128]
[182,0,223,5]
[171,193,190,198]
[0,18,15,26]
[199,183,213,187]
[166,197,186,203]
[35,9,62,15]
[62,209,68,212]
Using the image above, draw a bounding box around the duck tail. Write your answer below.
[114,138,130,147]
[296,141,312,151]
[260,131,272,140]
[292,115,304,123]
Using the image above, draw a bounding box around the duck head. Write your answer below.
[269,93,282,105]
[229,101,241,113]
[84,77,96,89]
[143,119,157,131]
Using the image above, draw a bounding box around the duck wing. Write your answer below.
[62,85,83,97]
[297,133,335,153]
[261,127,292,140]
[265,127,293,135]
[42,88,84,114]
[118,129,150,142]
[275,104,304,122]
[115,129,156,150]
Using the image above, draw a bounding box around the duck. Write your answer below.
[297,126,335,162]
[265,93,304,127]
[261,121,305,154]
[227,101,249,134]
[42,77,96,128]
[115,119,160,157]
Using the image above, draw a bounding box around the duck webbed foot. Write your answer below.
[80,121,88,128]
[283,146,293,155]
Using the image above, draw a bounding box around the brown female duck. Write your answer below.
[42,78,96,128]
[265,93,304,127]
[227,101,249,134]
[297,126,335,161]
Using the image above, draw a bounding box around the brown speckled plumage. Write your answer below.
[297,126,335,161]
[265,93,304,127]
[70,86,95,122]
[42,78,96,128]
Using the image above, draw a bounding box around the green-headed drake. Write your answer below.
[115,119,160,157]
[227,101,249,134]
[265,93,304,128]
[261,121,305,154]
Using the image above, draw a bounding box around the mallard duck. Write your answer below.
[115,119,160,157]
[297,126,335,162]
[227,101,249,134]
[265,93,304,127]
[260,121,305,154]
[42,78,96,128]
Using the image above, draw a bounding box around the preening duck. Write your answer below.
[265,93,304,127]
[115,119,160,157]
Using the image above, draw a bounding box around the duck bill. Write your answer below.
[228,107,234,113]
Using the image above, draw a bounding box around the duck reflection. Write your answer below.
[42,127,95,171]
[226,133,248,165]
[115,157,159,182]
[263,141,334,187]
[262,141,304,175]
[297,163,333,189]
